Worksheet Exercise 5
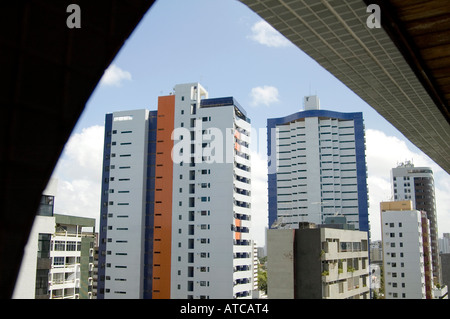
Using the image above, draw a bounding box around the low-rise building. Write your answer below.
[13,180,96,299]
[49,214,96,299]
[267,223,370,299]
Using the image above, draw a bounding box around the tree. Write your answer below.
[257,256,268,294]
[258,265,267,294]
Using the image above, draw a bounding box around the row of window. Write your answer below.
[277,206,359,211]
[107,128,133,136]
[53,240,81,251]
[278,124,354,133]
[385,242,409,248]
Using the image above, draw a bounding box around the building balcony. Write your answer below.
[234,193,250,204]
[323,280,370,299]
[322,263,369,283]
[322,241,369,261]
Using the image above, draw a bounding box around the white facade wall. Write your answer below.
[12,215,55,299]
[13,215,95,299]
[439,234,450,253]
[391,165,417,203]
[381,210,426,299]
[275,112,360,229]
[103,109,149,299]
[49,224,83,299]
[170,83,252,299]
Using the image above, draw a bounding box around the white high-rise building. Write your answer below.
[380,201,427,299]
[267,96,369,232]
[391,161,440,284]
[98,83,253,299]
[170,84,253,299]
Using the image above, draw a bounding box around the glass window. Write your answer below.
[53,257,65,266]
[66,241,77,251]
[54,241,65,251]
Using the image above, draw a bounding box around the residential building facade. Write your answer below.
[98,83,254,299]
[12,193,55,299]
[49,214,96,299]
[267,96,369,232]
[267,224,370,299]
[380,200,428,299]
[439,233,450,254]
[13,180,96,299]
[391,161,440,284]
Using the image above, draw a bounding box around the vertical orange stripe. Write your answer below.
[152,95,175,299]
[235,219,241,240]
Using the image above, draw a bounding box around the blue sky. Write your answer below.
[52,0,450,246]
[76,0,398,136]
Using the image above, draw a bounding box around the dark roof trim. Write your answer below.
[365,0,449,124]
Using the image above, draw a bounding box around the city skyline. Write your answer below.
[49,0,450,246]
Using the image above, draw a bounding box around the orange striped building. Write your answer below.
[98,83,254,299]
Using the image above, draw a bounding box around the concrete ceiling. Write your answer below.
[239,0,450,173]
[0,0,155,298]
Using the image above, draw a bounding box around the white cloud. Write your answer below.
[365,129,437,178]
[249,20,291,47]
[99,64,132,87]
[56,125,104,182]
[55,179,101,227]
[250,85,280,107]
[365,129,450,240]
[51,125,105,229]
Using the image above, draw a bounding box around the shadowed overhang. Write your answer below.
[0,0,155,298]
[239,0,450,173]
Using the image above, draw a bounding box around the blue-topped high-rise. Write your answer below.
[267,96,369,234]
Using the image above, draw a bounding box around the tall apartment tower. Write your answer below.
[391,161,440,284]
[98,83,253,299]
[267,96,369,232]
[380,200,431,299]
